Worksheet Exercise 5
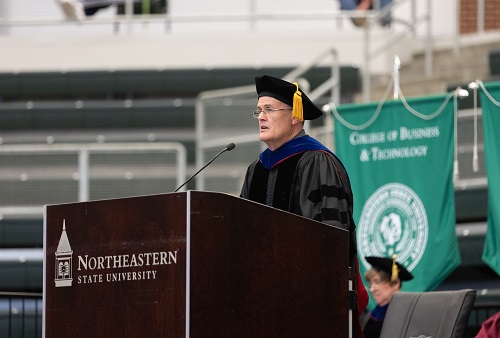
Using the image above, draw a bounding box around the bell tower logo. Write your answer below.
[55,219,73,287]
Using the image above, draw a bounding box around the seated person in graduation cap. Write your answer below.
[362,255,413,338]
[240,75,368,338]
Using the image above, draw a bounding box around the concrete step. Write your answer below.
[364,36,500,102]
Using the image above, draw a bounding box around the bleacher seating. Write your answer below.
[0,64,498,338]
[0,67,360,135]
[0,67,361,101]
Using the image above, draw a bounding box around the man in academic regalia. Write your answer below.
[240,75,368,337]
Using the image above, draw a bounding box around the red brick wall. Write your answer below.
[461,0,500,34]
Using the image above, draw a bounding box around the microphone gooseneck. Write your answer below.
[173,143,236,192]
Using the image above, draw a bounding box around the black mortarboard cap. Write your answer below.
[255,75,323,121]
[366,255,414,282]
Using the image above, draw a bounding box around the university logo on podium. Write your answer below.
[55,219,73,287]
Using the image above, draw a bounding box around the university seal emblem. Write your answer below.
[358,183,428,271]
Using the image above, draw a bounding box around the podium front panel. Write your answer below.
[44,191,349,338]
[188,191,349,337]
[44,193,188,338]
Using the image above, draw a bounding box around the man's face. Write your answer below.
[256,96,299,151]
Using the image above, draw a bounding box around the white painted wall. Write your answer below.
[0,0,464,75]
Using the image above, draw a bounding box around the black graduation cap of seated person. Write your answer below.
[366,255,414,282]
[255,75,324,121]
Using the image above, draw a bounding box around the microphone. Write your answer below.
[173,143,236,192]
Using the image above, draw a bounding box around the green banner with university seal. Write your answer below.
[333,94,461,307]
[479,81,500,276]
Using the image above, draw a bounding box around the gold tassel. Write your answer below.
[391,254,399,282]
[292,82,304,122]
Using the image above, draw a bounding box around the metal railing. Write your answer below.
[194,69,487,196]
[0,0,431,103]
[0,142,187,219]
[0,1,494,102]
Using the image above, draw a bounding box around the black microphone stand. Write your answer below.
[173,143,235,192]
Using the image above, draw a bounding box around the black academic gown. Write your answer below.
[240,131,354,232]
[240,132,368,338]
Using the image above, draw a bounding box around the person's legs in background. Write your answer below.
[338,0,392,27]
[55,0,85,21]
[338,0,372,27]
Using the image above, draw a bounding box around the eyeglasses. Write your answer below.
[252,107,292,118]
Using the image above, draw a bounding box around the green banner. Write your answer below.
[333,94,461,305]
[479,82,500,276]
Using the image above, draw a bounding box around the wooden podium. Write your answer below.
[44,191,349,338]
